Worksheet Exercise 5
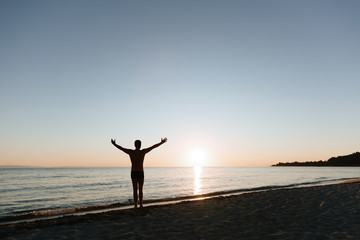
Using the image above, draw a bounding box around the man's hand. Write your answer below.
[161,137,167,144]
[111,139,116,145]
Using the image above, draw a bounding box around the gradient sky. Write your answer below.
[1,0,359,167]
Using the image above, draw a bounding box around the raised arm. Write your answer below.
[143,137,167,153]
[111,139,131,154]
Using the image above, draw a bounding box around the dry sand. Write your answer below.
[1,181,359,240]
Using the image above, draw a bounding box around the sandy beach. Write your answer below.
[1,181,359,240]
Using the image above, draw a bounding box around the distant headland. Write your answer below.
[273,152,360,166]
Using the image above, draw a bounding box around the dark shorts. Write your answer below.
[131,171,144,180]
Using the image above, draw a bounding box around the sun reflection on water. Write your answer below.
[193,166,202,195]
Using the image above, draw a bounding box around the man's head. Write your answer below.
[134,140,141,150]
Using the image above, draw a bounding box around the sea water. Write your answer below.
[1,167,359,221]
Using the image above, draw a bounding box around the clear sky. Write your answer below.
[1,0,359,167]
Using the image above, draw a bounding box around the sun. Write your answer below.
[189,149,206,167]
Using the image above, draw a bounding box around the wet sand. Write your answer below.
[1,181,359,240]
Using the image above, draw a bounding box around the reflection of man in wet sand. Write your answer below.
[111,138,167,208]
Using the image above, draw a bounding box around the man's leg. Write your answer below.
[132,179,138,208]
[139,179,144,208]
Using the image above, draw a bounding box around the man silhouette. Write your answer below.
[111,137,167,208]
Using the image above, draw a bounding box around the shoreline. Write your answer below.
[1,180,359,239]
[1,177,357,225]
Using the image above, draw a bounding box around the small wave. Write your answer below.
[13,196,67,204]
[0,202,129,224]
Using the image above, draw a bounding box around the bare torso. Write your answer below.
[128,150,146,171]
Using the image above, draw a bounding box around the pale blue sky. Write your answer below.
[1,0,359,167]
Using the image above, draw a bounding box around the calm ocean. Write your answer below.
[1,167,359,222]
